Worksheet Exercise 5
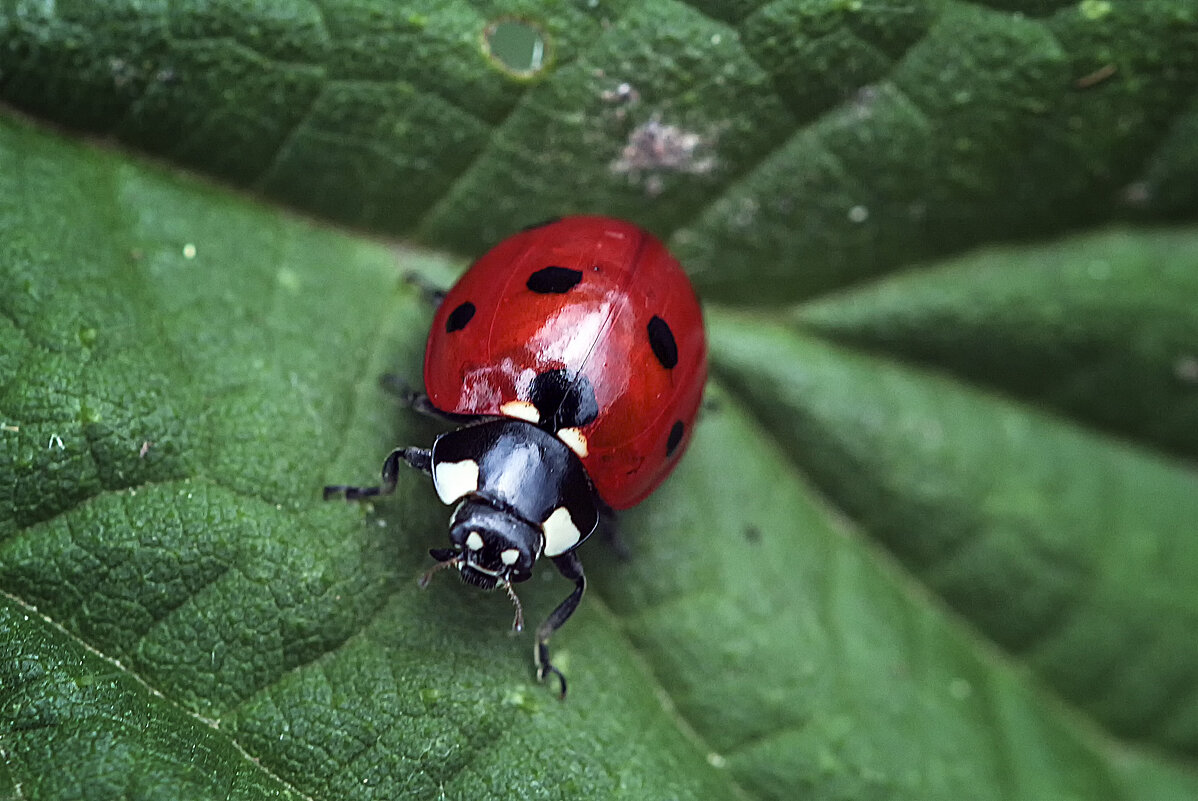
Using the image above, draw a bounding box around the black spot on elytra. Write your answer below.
[666,420,685,457]
[527,266,583,294]
[647,316,678,369]
[522,216,562,231]
[445,301,476,333]
[530,369,599,430]
[743,525,762,544]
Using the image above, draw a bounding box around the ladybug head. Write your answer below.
[419,498,541,630]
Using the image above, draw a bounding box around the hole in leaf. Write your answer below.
[484,20,547,77]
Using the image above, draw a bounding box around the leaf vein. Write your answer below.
[0,587,316,801]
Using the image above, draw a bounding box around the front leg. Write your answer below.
[379,374,484,426]
[535,550,586,699]
[403,271,448,307]
[596,503,630,560]
[323,446,431,501]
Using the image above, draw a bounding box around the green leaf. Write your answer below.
[2,1,1198,799]
[706,310,1198,753]
[795,227,1198,460]
[0,120,734,800]
[3,0,1195,280]
[1,600,301,800]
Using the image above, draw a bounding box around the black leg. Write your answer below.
[597,505,630,560]
[403,272,447,307]
[323,447,431,501]
[378,372,421,402]
[535,551,586,699]
[379,374,483,426]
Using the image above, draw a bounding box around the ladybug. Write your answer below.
[324,216,706,697]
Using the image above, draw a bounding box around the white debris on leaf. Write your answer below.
[610,115,718,197]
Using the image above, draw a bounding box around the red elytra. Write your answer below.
[424,215,707,509]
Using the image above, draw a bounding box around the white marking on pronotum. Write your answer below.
[500,400,541,424]
[466,531,485,551]
[556,427,589,458]
[433,459,480,504]
[542,507,581,557]
[500,548,520,565]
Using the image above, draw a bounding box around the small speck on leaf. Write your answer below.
[610,116,717,196]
